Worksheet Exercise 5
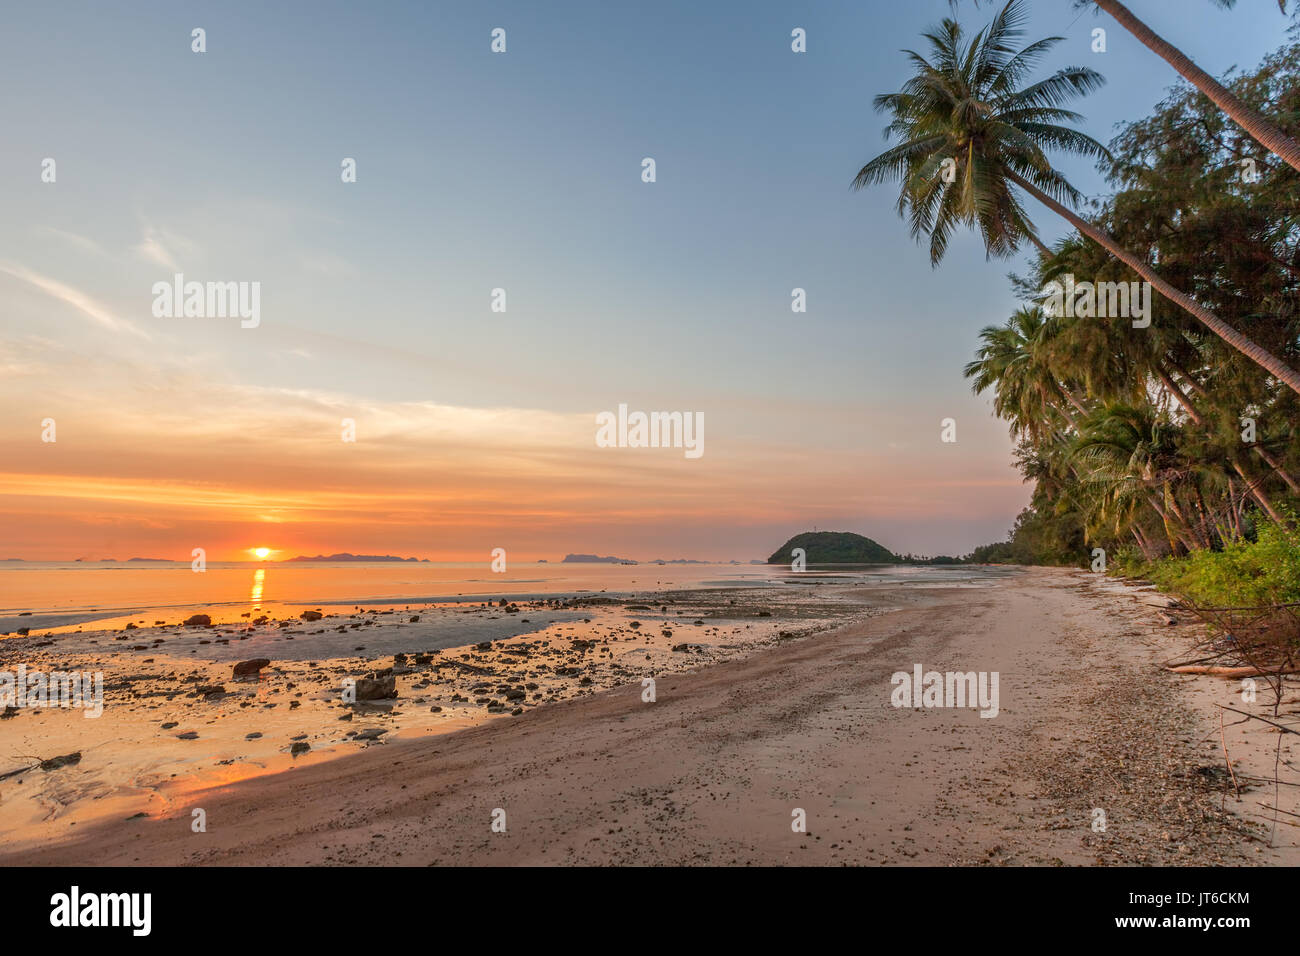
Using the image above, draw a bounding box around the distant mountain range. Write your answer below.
[561,554,631,564]
[283,553,430,563]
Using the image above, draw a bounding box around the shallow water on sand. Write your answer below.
[0,561,1017,634]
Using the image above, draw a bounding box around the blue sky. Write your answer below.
[0,0,1292,559]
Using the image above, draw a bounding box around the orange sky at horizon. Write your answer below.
[0,375,1030,561]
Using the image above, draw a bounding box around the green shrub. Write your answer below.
[1107,545,1151,579]
[1147,516,1300,608]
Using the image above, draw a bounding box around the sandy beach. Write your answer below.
[2,566,1294,866]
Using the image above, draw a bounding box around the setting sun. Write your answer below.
[253,547,271,560]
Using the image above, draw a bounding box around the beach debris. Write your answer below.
[354,675,397,700]
[40,752,82,771]
[232,658,271,679]
[1165,664,1300,678]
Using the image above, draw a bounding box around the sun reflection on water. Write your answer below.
[250,567,265,607]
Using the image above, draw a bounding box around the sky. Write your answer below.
[0,0,1292,561]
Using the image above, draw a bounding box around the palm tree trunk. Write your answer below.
[1255,444,1300,494]
[1147,494,1180,553]
[1041,384,1080,430]
[1164,485,1210,550]
[1132,524,1156,560]
[1005,169,1300,397]
[1193,482,1218,549]
[1157,361,1299,492]
[1227,477,1243,538]
[1154,364,1205,426]
[1167,357,1208,399]
[1059,386,1088,419]
[1094,0,1300,173]
[1153,357,1298,512]
[1231,458,1286,524]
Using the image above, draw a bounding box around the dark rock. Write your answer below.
[183,614,212,626]
[232,658,271,679]
[354,675,397,700]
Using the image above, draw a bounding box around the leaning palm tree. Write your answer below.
[855,0,1300,396]
[1087,0,1300,173]
[956,0,1300,173]
[965,305,1085,439]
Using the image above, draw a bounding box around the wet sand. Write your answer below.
[2,567,1295,865]
[0,577,885,851]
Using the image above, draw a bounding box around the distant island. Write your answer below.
[561,554,630,564]
[768,531,900,565]
[767,531,973,566]
[284,553,430,563]
[649,559,708,565]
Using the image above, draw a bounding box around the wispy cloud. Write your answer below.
[132,223,195,272]
[0,261,149,340]
[37,227,110,259]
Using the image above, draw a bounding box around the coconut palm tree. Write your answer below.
[957,0,1300,172]
[964,306,1084,439]
[1087,0,1300,173]
[856,0,1300,396]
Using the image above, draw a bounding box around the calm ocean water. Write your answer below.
[0,560,1010,633]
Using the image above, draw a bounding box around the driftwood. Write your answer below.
[1165,664,1300,677]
